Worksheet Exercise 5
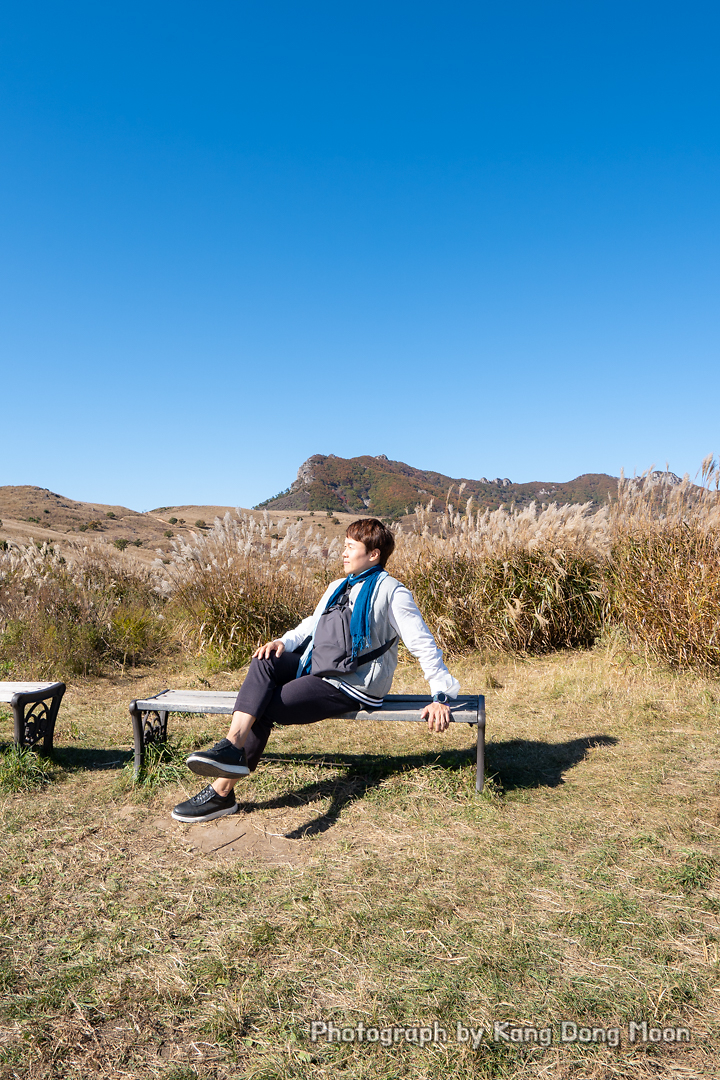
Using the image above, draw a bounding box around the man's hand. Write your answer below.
[421,701,451,733]
[253,639,285,660]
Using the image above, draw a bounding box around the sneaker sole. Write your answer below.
[171,803,239,824]
[185,754,250,779]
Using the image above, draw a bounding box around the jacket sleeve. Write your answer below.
[387,584,461,698]
[279,579,342,653]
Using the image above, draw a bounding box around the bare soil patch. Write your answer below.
[152,814,305,863]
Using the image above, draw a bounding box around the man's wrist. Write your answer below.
[431,692,448,704]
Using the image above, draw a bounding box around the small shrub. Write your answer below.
[164,530,173,538]
[26,517,40,524]
[132,539,142,547]
[171,560,315,665]
[106,511,116,519]
[124,740,187,793]
[107,606,168,668]
[194,519,207,529]
[0,616,105,678]
[114,538,129,550]
[0,746,54,793]
[169,517,178,525]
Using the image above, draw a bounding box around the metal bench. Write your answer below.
[0,682,66,752]
[130,690,486,791]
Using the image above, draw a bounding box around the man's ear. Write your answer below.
[369,548,381,563]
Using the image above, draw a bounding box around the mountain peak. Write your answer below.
[255,455,617,517]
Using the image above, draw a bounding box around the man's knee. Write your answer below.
[247,649,297,684]
[248,651,280,676]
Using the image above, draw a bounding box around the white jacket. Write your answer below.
[281,573,461,707]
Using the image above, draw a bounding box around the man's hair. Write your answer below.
[346,518,395,567]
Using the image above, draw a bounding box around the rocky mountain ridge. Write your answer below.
[256,454,631,517]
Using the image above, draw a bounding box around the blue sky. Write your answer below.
[1,1,718,509]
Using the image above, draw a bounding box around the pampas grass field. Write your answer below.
[4,459,719,678]
[0,462,719,1078]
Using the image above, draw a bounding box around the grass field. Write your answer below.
[1,641,719,1079]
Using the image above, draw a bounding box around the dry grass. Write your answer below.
[396,549,604,655]
[607,458,720,671]
[4,463,720,683]
[163,501,611,665]
[399,495,612,557]
[166,512,339,667]
[391,465,720,668]
[0,542,169,679]
[0,644,719,1077]
[389,498,607,657]
[2,471,719,1076]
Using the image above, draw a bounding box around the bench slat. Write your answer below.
[134,690,240,713]
[336,706,478,724]
[0,682,62,704]
[133,689,480,723]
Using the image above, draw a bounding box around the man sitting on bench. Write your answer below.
[172,518,461,823]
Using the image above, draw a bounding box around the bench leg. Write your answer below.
[12,685,66,755]
[43,685,65,754]
[130,703,169,778]
[476,695,486,793]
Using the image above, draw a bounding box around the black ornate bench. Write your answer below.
[0,682,66,753]
[130,690,486,791]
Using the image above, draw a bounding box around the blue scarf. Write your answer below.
[297,565,385,677]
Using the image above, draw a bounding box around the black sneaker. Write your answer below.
[186,739,250,779]
[171,784,239,823]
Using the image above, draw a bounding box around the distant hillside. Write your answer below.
[0,485,359,562]
[0,486,250,564]
[255,454,621,517]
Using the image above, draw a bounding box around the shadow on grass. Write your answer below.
[486,734,618,792]
[49,747,133,771]
[239,734,617,838]
[241,749,472,838]
[0,740,133,773]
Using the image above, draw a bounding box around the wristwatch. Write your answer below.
[431,692,448,704]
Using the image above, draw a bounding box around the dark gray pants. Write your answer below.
[233,651,355,770]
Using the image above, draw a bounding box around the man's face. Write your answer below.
[343,536,380,575]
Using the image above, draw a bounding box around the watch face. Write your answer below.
[433,693,448,704]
